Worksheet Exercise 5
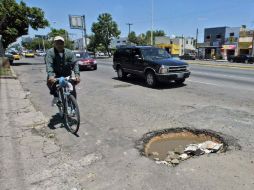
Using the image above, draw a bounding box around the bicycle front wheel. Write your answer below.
[65,95,80,134]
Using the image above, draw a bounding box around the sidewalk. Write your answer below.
[186,60,254,70]
[0,76,82,189]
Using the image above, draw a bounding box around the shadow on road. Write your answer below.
[112,76,186,90]
[48,114,64,130]
[11,62,44,66]
[47,114,80,137]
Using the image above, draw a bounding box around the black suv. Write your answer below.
[113,46,190,87]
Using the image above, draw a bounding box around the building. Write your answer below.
[199,26,242,59]
[155,36,195,56]
[238,28,253,56]
[155,36,180,56]
[222,27,240,59]
[74,37,90,50]
[201,27,227,59]
[109,37,128,49]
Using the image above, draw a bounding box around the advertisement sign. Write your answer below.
[69,15,84,29]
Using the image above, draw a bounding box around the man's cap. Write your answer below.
[54,36,65,42]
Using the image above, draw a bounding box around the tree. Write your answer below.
[145,30,166,45]
[0,0,49,49]
[128,31,138,45]
[91,13,120,57]
[87,34,99,54]
[47,28,74,49]
[22,38,51,50]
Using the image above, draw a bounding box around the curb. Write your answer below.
[0,66,18,79]
[188,62,254,70]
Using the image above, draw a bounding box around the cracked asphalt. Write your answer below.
[1,57,254,190]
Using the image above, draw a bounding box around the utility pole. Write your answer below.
[126,23,133,36]
[252,30,254,56]
[195,28,199,49]
[151,0,154,46]
[82,15,88,51]
[196,28,199,58]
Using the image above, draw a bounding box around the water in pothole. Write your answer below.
[145,132,221,160]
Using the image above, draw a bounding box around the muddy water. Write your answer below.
[145,132,219,160]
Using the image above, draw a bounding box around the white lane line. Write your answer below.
[187,79,254,92]
[187,79,222,87]
[191,70,254,81]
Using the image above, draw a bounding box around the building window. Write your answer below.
[122,41,126,43]
[170,40,173,44]
[216,34,221,39]
[117,41,120,43]
[186,41,188,44]
[230,32,234,37]
[206,35,211,40]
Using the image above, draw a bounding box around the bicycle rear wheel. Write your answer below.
[65,95,80,134]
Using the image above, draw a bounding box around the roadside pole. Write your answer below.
[252,31,254,56]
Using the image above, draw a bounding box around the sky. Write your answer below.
[19,0,254,42]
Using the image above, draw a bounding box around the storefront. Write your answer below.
[221,45,237,60]
[238,42,252,55]
[156,44,180,56]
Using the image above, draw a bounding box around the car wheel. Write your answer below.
[145,71,157,88]
[117,66,126,80]
[94,65,97,70]
[245,60,249,64]
[175,79,185,85]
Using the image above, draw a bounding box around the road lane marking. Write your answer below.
[191,71,254,81]
[188,79,254,92]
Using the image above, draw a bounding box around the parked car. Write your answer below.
[36,51,46,56]
[74,51,97,70]
[113,46,190,87]
[179,53,196,60]
[4,52,14,65]
[228,55,254,64]
[10,51,21,60]
[25,50,35,58]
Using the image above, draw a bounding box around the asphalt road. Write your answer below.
[12,57,254,190]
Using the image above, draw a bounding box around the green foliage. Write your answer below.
[48,28,74,49]
[0,0,49,48]
[91,13,120,56]
[22,28,74,50]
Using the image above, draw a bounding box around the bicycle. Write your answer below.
[55,76,80,134]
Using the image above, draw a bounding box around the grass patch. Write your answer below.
[0,67,12,76]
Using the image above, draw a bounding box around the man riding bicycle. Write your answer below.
[45,36,80,105]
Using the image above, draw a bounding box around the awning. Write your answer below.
[222,45,236,50]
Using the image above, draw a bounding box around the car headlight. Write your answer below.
[186,65,190,70]
[159,65,168,74]
[93,60,97,64]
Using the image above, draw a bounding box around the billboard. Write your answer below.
[69,15,84,29]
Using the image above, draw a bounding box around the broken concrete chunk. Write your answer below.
[179,153,190,160]
[171,159,180,165]
[154,158,160,161]
[167,151,175,156]
[151,152,159,156]
[184,144,199,153]
[212,144,223,152]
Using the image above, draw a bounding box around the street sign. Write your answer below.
[69,15,84,29]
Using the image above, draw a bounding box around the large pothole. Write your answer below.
[136,128,239,167]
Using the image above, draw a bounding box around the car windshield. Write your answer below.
[141,48,171,61]
[74,52,90,59]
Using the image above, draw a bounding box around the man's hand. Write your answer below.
[47,76,56,85]
[75,76,80,84]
